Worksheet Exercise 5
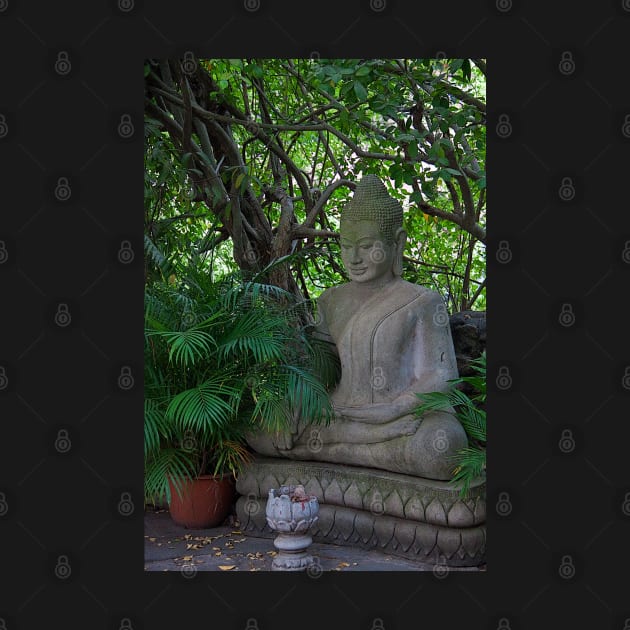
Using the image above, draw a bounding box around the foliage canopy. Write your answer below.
[144,57,486,312]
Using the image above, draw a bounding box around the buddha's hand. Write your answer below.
[382,414,422,439]
[271,430,294,451]
[335,394,419,425]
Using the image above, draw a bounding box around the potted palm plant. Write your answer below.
[144,262,336,528]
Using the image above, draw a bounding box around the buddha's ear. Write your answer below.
[393,227,407,276]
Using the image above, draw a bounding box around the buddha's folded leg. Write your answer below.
[274,411,467,480]
[398,411,469,480]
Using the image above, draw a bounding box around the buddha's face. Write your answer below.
[339,220,395,284]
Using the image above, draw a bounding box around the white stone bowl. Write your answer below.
[265,486,319,534]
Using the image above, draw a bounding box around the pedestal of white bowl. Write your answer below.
[265,486,319,571]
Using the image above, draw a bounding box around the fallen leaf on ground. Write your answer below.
[218,565,236,571]
[182,555,193,561]
[231,530,242,535]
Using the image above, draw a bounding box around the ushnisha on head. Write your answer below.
[339,174,407,282]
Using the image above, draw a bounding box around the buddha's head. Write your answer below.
[339,174,406,284]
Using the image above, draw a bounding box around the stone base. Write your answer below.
[236,457,486,567]
[272,533,315,571]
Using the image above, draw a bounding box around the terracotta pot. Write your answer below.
[168,474,235,529]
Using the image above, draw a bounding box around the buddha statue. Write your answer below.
[246,174,468,481]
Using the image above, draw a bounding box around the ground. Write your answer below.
[144,508,486,573]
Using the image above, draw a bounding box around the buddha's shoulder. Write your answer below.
[318,280,442,306]
[317,283,348,303]
[395,280,442,304]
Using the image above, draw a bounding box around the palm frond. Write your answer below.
[144,447,198,504]
[450,447,486,498]
[144,234,174,279]
[217,310,286,364]
[166,377,239,435]
[148,329,218,367]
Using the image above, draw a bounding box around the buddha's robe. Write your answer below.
[246,279,468,479]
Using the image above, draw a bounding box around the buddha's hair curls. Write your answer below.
[340,174,404,242]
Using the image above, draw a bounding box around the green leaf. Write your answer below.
[353,80,367,101]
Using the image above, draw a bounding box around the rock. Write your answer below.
[450,310,486,377]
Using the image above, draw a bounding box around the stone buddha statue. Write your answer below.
[246,174,468,481]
